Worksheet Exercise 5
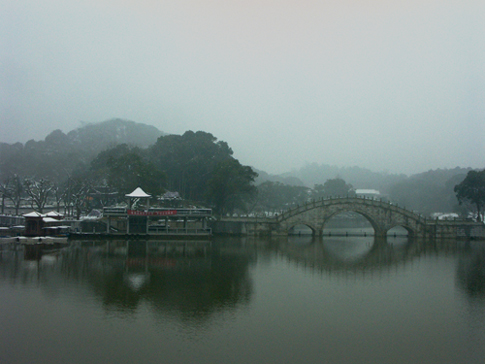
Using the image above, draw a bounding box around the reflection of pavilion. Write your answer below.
[102,187,212,236]
[64,239,253,321]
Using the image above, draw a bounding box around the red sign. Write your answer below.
[127,209,177,216]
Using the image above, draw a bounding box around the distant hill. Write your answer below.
[67,118,164,149]
[387,167,472,214]
[254,169,305,186]
[0,119,165,182]
[255,163,407,192]
[253,163,476,215]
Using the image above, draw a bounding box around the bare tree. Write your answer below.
[68,179,90,219]
[7,175,24,216]
[72,186,87,220]
[24,178,54,213]
[53,185,66,213]
[0,177,11,214]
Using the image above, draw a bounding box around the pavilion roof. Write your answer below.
[125,187,151,198]
[23,211,43,218]
[45,211,64,217]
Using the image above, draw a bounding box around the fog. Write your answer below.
[1,0,484,175]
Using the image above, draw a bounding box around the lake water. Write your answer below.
[1,236,485,364]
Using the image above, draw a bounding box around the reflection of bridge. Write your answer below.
[214,197,484,239]
[270,236,462,275]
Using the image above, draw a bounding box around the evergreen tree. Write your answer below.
[454,169,485,222]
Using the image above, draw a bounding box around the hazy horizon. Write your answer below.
[1,1,484,175]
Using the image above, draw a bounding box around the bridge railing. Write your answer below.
[276,195,424,222]
[276,196,481,225]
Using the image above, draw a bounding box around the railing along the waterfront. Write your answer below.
[0,214,25,227]
[147,227,212,235]
[103,207,212,217]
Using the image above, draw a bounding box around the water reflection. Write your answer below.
[2,237,485,364]
[68,240,253,321]
[456,242,485,300]
[2,237,483,301]
[269,236,425,275]
[0,240,254,324]
[0,239,484,317]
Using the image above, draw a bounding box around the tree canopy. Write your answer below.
[206,159,258,216]
[149,131,233,202]
[313,178,355,199]
[454,169,485,222]
[90,144,165,196]
[255,181,310,215]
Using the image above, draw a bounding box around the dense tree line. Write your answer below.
[454,169,485,222]
[0,119,483,220]
[253,181,311,215]
[0,126,258,217]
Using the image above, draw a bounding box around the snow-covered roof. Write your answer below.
[43,217,60,223]
[23,211,43,218]
[125,187,151,198]
[355,189,380,195]
[45,211,63,217]
[159,191,181,200]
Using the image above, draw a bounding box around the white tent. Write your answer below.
[125,187,151,198]
[125,187,151,210]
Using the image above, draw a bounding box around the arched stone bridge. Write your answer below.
[276,197,425,238]
[214,197,484,239]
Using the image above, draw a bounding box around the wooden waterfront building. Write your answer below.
[103,187,212,236]
[23,211,65,236]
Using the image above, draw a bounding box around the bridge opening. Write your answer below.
[387,226,409,237]
[288,224,314,236]
[322,211,375,237]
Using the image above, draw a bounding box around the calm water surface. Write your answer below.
[1,236,485,364]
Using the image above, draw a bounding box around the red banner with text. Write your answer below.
[127,210,177,216]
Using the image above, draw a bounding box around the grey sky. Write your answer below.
[1,0,484,175]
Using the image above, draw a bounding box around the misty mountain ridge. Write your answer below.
[66,118,164,149]
[3,118,164,150]
[257,163,409,191]
[1,118,473,190]
[0,119,165,180]
[254,169,305,187]
[256,164,473,215]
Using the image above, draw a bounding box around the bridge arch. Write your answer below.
[387,224,415,238]
[320,207,381,236]
[275,197,426,238]
[288,222,318,236]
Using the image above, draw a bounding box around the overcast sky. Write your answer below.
[1,0,484,175]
